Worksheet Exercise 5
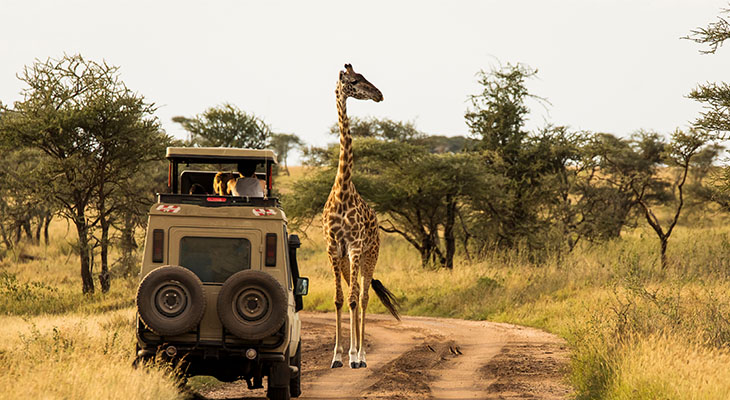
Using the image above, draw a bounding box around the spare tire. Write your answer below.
[136,265,206,336]
[218,270,287,340]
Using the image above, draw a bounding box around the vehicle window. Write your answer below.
[179,237,251,283]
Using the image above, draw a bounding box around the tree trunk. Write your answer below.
[457,211,472,263]
[99,199,111,293]
[419,246,432,268]
[75,207,94,294]
[43,215,52,245]
[120,213,138,277]
[660,237,668,270]
[0,223,12,250]
[432,246,446,268]
[418,234,437,268]
[14,222,21,244]
[443,196,456,269]
[99,217,111,293]
[22,219,33,243]
[34,216,42,244]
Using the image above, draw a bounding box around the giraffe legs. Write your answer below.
[357,248,377,368]
[347,248,362,368]
[328,239,378,370]
[330,254,349,368]
[348,297,361,368]
[358,275,372,368]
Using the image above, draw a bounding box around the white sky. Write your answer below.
[1,1,728,162]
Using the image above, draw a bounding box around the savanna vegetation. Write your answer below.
[1,6,730,400]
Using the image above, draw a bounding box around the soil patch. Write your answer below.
[360,336,453,399]
[480,341,572,400]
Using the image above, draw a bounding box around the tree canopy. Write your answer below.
[685,7,730,136]
[0,54,167,293]
[173,103,271,148]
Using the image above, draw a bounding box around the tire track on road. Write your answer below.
[194,313,571,400]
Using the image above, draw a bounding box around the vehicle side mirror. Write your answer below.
[288,234,301,249]
[295,277,309,296]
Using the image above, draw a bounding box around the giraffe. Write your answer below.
[323,64,400,369]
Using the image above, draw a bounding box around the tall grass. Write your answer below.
[0,222,181,400]
[2,177,730,398]
[0,309,181,399]
[606,335,730,399]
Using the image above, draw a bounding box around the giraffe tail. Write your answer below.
[371,279,400,321]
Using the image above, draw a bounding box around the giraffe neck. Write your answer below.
[334,85,353,194]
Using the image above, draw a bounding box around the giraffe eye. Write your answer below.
[350,79,360,85]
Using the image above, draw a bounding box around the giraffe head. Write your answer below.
[337,64,383,102]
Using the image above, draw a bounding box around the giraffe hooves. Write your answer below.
[359,361,367,368]
[350,362,360,369]
[331,360,343,368]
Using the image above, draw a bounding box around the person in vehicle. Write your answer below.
[189,183,207,195]
[231,161,264,197]
[214,172,240,195]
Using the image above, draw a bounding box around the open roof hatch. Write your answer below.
[165,147,278,197]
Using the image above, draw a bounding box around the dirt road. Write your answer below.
[195,312,572,400]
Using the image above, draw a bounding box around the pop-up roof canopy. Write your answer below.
[166,147,278,164]
[165,147,278,197]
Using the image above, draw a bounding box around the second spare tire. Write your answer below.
[217,269,287,340]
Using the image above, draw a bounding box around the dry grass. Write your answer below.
[0,308,181,400]
[1,172,729,399]
[274,165,309,195]
[0,222,182,400]
[607,335,730,400]
[296,211,730,400]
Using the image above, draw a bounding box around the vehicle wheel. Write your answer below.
[217,270,287,340]
[290,340,302,398]
[136,265,206,336]
[267,359,291,400]
[267,386,291,400]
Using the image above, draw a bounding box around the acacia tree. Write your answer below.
[0,149,56,251]
[270,133,303,175]
[284,130,500,269]
[465,62,541,248]
[329,116,424,141]
[640,130,708,269]
[111,159,169,277]
[462,63,657,256]
[360,145,499,268]
[87,90,166,291]
[0,54,164,293]
[465,63,544,162]
[591,130,708,269]
[465,63,577,252]
[685,7,730,207]
[173,103,271,148]
[686,7,730,55]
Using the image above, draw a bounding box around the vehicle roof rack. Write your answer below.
[166,147,278,164]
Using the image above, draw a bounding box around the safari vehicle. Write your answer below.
[134,147,308,400]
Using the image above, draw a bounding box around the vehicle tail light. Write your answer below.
[152,229,164,263]
[265,233,277,266]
